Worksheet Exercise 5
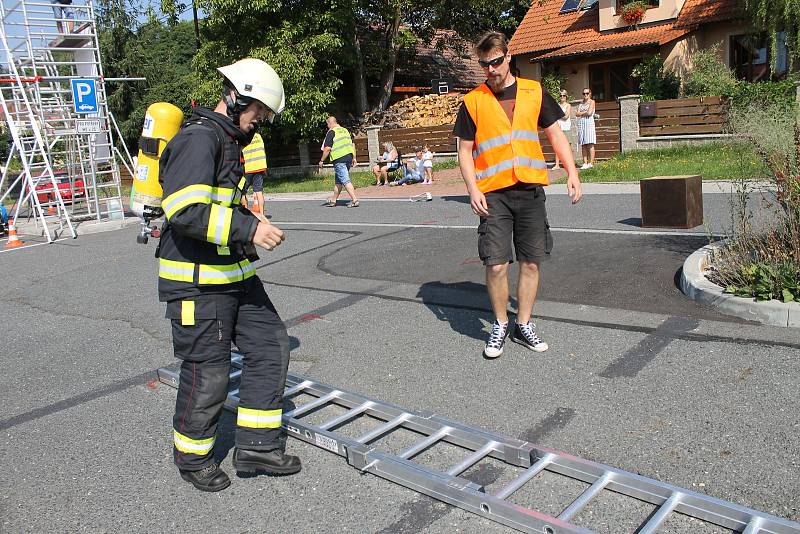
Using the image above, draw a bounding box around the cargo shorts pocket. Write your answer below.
[477,218,490,262]
[166,299,229,362]
[544,217,553,255]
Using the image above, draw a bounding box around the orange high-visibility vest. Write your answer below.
[463,78,548,193]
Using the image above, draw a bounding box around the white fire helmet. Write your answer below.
[217,58,285,122]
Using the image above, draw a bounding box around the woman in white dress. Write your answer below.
[576,87,596,169]
[554,90,572,170]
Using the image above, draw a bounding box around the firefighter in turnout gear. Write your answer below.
[158,58,301,492]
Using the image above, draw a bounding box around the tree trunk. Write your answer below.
[351,25,368,118]
[371,4,402,113]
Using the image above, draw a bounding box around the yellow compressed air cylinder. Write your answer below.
[130,102,184,218]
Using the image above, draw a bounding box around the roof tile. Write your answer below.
[510,0,741,57]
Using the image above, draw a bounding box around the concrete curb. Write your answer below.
[680,240,800,327]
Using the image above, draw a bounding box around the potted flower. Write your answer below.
[619,0,648,27]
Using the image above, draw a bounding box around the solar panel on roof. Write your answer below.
[559,0,581,13]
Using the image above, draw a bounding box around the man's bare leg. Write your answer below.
[486,263,510,323]
[344,182,358,202]
[515,260,540,325]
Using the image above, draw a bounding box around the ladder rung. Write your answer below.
[318,401,374,431]
[639,492,682,534]
[398,426,450,460]
[285,391,339,418]
[494,452,554,500]
[356,414,410,444]
[446,440,497,476]
[558,472,614,521]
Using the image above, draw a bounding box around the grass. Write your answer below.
[578,142,769,183]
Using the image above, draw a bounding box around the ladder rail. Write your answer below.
[157,356,800,534]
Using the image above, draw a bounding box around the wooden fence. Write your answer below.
[264,106,623,170]
[639,96,725,137]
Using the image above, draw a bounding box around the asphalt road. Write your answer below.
[1,190,798,533]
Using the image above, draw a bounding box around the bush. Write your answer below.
[632,54,680,102]
[707,97,800,302]
[541,71,567,101]
[729,78,797,112]
[683,45,739,97]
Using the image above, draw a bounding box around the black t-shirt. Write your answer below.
[453,81,565,141]
[323,129,353,166]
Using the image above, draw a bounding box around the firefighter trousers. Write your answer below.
[168,277,290,471]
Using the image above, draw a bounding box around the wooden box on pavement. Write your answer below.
[640,175,703,229]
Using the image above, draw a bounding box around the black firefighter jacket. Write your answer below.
[157,107,260,302]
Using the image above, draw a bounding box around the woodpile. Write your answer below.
[362,93,463,130]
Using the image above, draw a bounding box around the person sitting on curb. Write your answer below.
[390,148,425,186]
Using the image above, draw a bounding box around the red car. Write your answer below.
[32,171,86,204]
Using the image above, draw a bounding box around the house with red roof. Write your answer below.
[510,0,787,101]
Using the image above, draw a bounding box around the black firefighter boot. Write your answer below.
[179,463,231,492]
[232,448,302,476]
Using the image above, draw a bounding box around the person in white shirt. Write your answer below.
[422,145,434,184]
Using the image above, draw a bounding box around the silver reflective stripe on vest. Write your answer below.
[472,133,510,159]
[475,156,547,181]
[512,129,540,142]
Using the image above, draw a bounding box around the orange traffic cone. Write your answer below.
[47,204,56,214]
[4,224,23,249]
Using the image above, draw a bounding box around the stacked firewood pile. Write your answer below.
[360,93,463,131]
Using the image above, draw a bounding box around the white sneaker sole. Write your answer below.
[511,336,549,352]
[484,346,504,358]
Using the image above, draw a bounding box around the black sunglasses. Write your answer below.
[478,55,505,68]
[583,92,590,95]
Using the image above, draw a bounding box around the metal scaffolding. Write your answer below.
[0,0,133,241]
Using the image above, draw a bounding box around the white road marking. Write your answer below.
[270,221,721,237]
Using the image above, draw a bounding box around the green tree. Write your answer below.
[742,0,800,67]
[101,17,197,151]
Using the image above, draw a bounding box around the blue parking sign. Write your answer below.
[71,79,98,114]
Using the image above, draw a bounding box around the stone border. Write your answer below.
[680,240,800,327]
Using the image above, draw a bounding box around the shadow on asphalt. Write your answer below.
[417,281,520,342]
[618,217,642,227]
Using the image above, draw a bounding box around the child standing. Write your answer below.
[422,144,434,184]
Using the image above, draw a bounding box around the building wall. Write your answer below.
[599,0,681,31]
[660,20,754,77]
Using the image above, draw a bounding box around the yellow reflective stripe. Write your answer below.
[162,185,213,220]
[197,260,254,285]
[237,177,246,189]
[173,430,215,455]
[237,407,282,428]
[181,300,195,326]
[217,246,231,255]
[206,204,233,247]
[240,261,256,279]
[159,258,194,282]
[211,187,236,205]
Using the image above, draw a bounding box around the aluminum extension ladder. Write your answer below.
[158,353,800,534]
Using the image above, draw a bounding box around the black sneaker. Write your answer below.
[232,447,302,476]
[484,320,509,358]
[511,322,549,352]
[179,463,231,492]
